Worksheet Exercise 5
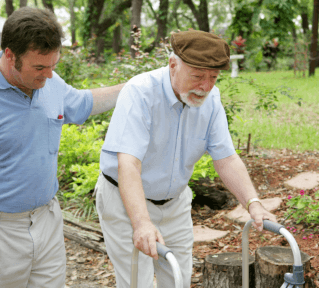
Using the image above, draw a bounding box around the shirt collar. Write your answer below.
[163,65,181,109]
[0,51,15,90]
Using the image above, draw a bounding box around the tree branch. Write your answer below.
[145,0,157,20]
[168,0,183,23]
[97,0,132,35]
[182,0,200,24]
[177,12,197,29]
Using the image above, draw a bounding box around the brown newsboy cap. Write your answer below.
[170,30,230,70]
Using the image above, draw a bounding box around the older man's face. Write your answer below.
[169,57,220,107]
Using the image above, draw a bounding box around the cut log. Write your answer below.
[255,246,312,288]
[203,252,255,288]
[62,210,103,235]
[62,210,106,254]
[63,224,106,254]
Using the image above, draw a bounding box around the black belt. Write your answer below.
[102,172,119,187]
[102,172,173,205]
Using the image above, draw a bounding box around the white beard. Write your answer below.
[180,89,210,107]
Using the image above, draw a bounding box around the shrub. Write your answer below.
[58,120,108,188]
[188,154,219,190]
[285,189,319,226]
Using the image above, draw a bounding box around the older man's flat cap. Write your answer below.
[170,30,230,70]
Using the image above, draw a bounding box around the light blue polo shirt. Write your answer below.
[100,66,235,200]
[0,54,93,213]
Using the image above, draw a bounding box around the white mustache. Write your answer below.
[188,90,209,97]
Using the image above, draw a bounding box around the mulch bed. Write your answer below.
[64,148,319,287]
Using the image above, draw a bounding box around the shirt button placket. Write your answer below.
[171,109,183,190]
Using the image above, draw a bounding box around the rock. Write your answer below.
[193,225,229,242]
[225,198,282,224]
[284,172,319,190]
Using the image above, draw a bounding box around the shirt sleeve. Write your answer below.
[207,97,236,160]
[101,83,152,162]
[53,72,93,125]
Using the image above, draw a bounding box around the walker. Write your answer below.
[242,219,305,288]
[130,242,183,288]
[130,220,305,288]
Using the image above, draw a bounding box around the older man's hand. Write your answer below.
[132,220,165,260]
[248,202,277,232]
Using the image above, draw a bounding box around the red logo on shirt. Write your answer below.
[58,115,63,119]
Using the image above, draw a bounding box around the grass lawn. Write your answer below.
[87,68,319,153]
[218,70,319,152]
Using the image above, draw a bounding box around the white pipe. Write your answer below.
[166,252,183,288]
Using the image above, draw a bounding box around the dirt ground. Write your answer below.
[64,148,319,287]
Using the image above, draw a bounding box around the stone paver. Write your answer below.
[225,197,282,224]
[285,172,319,190]
[193,225,229,242]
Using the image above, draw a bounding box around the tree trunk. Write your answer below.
[183,0,209,32]
[301,7,309,35]
[203,252,255,288]
[41,0,54,14]
[198,0,209,32]
[5,0,14,17]
[155,0,169,45]
[309,0,318,76]
[20,0,27,7]
[96,37,105,63]
[168,0,182,28]
[130,0,143,58]
[112,23,122,54]
[69,0,76,45]
[85,0,131,58]
[85,0,105,41]
[291,23,297,43]
[34,0,38,7]
[255,246,312,288]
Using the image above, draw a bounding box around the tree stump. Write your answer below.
[203,252,255,288]
[255,246,312,288]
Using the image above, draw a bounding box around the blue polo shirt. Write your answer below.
[100,66,235,200]
[0,58,93,213]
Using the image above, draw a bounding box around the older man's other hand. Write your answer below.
[132,220,165,260]
[248,202,277,232]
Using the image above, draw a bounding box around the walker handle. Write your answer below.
[156,242,173,260]
[263,220,284,235]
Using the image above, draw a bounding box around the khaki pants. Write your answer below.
[0,196,66,288]
[95,173,194,288]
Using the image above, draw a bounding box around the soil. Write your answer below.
[63,148,319,288]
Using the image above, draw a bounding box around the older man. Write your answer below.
[95,30,276,288]
[0,7,124,288]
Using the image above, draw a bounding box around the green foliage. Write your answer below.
[55,37,105,88]
[58,120,108,187]
[66,163,100,198]
[285,190,319,225]
[188,154,219,189]
[108,29,170,84]
[64,195,99,221]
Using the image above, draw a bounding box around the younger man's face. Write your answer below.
[8,48,60,92]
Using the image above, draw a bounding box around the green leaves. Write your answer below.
[58,120,108,187]
[189,154,219,188]
[285,190,319,225]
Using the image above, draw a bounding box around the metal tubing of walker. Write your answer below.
[242,219,303,288]
[130,246,183,288]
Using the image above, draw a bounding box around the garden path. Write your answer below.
[64,148,319,287]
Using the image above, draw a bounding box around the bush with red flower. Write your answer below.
[231,36,247,55]
[285,188,319,226]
